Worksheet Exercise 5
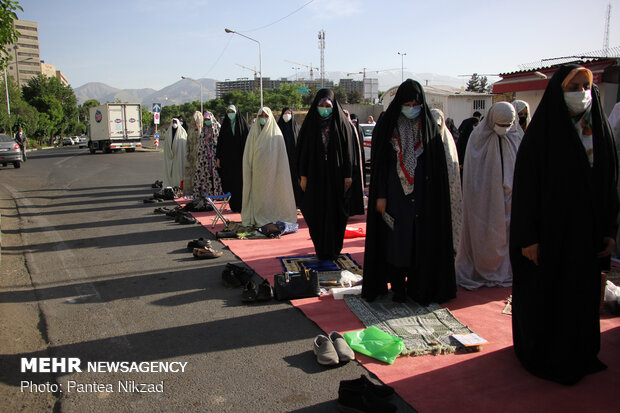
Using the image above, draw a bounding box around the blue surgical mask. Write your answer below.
[401,105,421,119]
[227,113,236,121]
[205,120,212,126]
[318,107,332,118]
[259,118,267,126]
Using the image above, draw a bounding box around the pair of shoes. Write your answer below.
[187,238,209,251]
[165,207,181,219]
[176,211,196,224]
[313,332,355,366]
[339,374,395,400]
[337,380,397,413]
[154,207,173,214]
[193,246,222,259]
[221,263,253,288]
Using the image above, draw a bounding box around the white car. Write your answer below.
[62,136,74,146]
[359,123,374,164]
[76,136,88,148]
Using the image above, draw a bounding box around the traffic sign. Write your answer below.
[154,113,160,125]
[297,87,310,95]
[152,103,162,113]
[154,132,159,139]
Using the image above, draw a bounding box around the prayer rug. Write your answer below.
[278,253,363,281]
[344,295,474,356]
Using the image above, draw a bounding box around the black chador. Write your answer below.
[277,107,302,207]
[362,79,455,305]
[216,105,249,212]
[510,65,618,385]
[296,89,353,260]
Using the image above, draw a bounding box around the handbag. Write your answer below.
[273,269,320,300]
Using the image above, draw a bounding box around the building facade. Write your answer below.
[6,19,41,88]
[492,58,620,117]
[216,77,334,99]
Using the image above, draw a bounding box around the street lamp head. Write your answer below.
[181,76,186,79]
[225,28,234,34]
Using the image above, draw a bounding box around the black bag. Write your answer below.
[273,269,320,300]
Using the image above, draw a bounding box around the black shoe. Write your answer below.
[216,231,237,239]
[241,281,258,303]
[339,375,395,400]
[187,238,209,251]
[176,212,196,224]
[256,280,273,301]
[337,385,397,413]
[221,263,253,288]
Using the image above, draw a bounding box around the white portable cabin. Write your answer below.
[380,85,493,126]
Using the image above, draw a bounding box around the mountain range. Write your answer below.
[74,72,467,106]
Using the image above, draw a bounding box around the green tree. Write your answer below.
[347,90,362,104]
[0,74,38,138]
[22,75,78,138]
[0,0,22,70]
[333,85,347,103]
[466,73,481,92]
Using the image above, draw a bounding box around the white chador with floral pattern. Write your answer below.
[241,107,297,227]
[456,102,521,290]
[163,118,187,188]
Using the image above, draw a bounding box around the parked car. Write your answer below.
[76,135,87,148]
[62,136,74,146]
[0,134,23,168]
[359,123,374,164]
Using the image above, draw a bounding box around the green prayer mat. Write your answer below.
[344,295,474,356]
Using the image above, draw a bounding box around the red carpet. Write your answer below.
[183,202,620,412]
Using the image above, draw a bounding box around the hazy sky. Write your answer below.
[16,0,620,90]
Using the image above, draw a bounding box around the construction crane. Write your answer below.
[346,68,401,82]
[236,63,258,80]
[285,60,319,81]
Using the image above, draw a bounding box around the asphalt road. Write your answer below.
[0,146,415,412]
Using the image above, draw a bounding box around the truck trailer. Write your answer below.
[88,103,143,153]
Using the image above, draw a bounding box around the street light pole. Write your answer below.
[225,28,263,108]
[181,76,203,114]
[398,52,406,83]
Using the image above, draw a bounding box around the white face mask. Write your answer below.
[564,90,592,116]
[283,113,292,122]
[493,124,509,136]
[172,123,178,129]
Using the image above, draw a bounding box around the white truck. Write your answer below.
[88,103,143,153]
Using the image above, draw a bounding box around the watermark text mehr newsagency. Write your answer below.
[21,358,188,373]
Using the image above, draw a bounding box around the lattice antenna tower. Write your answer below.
[318,30,326,88]
[604,3,611,56]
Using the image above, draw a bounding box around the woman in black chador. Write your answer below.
[277,107,302,207]
[362,79,456,304]
[216,104,249,212]
[510,65,618,385]
[296,89,353,260]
